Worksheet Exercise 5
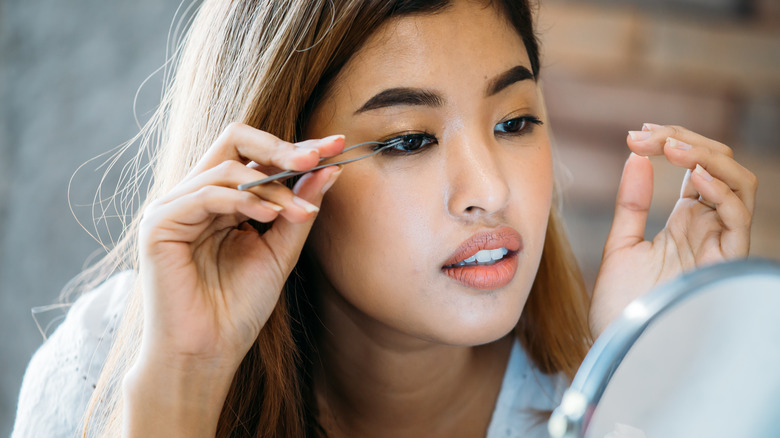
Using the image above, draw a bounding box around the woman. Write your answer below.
[13,0,757,437]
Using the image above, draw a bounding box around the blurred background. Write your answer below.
[0,0,778,434]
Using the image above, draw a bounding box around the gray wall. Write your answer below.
[0,0,189,434]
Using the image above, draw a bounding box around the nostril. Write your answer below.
[464,205,484,213]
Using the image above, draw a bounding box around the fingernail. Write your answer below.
[295,147,318,157]
[667,137,691,151]
[642,123,662,132]
[260,200,283,212]
[629,130,652,141]
[694,164,713,181]
[293,196,320,213]
[319,134,345,144]
[321,167,343,194]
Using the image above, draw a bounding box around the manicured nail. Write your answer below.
[295,147,318,156]
[293,196,320,213]
[628,130,652,141]
[694,164,713,181]
[667,137,691,150]
[259,200,284,212]
[319,134,345,144]
[642,123,662,132]
[321,167,343,194]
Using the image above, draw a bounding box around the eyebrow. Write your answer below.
[354,64,534,114]
[484,65,534,97]
[354,88,443,114]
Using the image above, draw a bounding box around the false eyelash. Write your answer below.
[371,132,437,155]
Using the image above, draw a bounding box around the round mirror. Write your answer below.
[548,259,780,438]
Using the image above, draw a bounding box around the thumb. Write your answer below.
[604,153,654,257]
[264,166,342,265]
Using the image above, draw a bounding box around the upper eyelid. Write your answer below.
[499,113,542,123]
[381,131,436,143]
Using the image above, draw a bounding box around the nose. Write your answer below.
[444,133,510,221]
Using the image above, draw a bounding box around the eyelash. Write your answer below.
[373,115,543,156]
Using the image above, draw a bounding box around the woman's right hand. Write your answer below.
[123,123,344,436]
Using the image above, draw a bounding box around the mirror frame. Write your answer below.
[547,258,780,438]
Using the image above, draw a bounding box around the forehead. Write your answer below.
[331,1,531,103]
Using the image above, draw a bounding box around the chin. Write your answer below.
[426,301,526,347]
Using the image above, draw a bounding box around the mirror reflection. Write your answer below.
[550,260,780,438]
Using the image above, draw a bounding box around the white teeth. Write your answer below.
[450,247,510,267]
[475,251,492,263]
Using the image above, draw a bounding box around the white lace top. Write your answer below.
[12,272,567,437]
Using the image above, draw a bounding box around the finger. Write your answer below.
[690,165,752,257]
[264,165,343,267]
[190,122,345,175]
[141,186,284,247]
[248,136,347,176]
[627,123,732,158]
[603,153,654,257]
[679,168,699,200]
[661,137,757,213]
[155,160,319,222]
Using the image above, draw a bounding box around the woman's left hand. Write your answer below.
[590,124,758,338]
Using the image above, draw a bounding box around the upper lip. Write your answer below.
[441,226,523,268]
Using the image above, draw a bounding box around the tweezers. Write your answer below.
[237,138,403,191]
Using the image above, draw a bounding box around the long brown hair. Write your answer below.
[81,0,591,436]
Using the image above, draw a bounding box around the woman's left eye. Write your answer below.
[494,116,543,134]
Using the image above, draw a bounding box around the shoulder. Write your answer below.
[12,271,135,438]
[487,338,569,438]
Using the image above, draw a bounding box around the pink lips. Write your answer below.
[441,227,523,290]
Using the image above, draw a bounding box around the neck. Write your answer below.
[310,277,512,437]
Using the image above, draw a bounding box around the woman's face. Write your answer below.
[305,0,553,346]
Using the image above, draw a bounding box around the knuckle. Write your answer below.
[265,182,294,201]
[700,144,715,160]
[735,204,752,228]
[223,122,245,139]
[193,185,216,201]
[668,125,684,138]
[746,170,758,190]
[216,122,245,149]
[139,205,164,235]
[213,160,240,178]
[270,139,294,164]
[238,190,257,206]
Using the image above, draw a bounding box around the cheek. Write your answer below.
[523,145,554,254]
[307,169,439,303]
[505,143,554,283]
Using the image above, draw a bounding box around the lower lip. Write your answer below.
[442,251,519,290]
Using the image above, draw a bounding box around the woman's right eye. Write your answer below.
[378,133,438,155]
